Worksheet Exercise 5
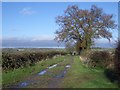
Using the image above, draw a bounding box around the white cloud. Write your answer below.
[93,38,117,48]
[19,7,36,15]
[31,35,54,41]
[94,38,116,44]
[2,35,54,41]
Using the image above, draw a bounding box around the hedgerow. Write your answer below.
[2,51,67,71]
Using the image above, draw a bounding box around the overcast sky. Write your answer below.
[2,2,118,48]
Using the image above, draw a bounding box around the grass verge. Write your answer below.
[60,56,118,88]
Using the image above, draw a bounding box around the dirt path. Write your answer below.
[6,55,74,88]
[47,78,62,88]
[47,56,74,88]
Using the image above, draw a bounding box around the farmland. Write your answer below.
[2,2,119,89]
[1,48,119,88]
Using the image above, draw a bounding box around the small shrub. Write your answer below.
[104,69,119,83]
[114,41,120,86]
[88,51,113,68]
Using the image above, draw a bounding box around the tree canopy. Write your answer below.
[55,5,117,54]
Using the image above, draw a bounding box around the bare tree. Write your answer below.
[55,5,117,54]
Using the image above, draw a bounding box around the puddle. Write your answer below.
[65,65,71,68]
[19,82,28,87]
[54,69,67,78]
[48,64,58,69]
[38,70,47,75]
[54,65,71,78]
[38,64,58,76]
[17,79,43,88]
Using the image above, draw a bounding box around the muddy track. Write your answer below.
[47,56,74,88]
[5,55,74,88]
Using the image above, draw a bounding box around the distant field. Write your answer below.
[91,48,115,52]
[2,48,115,53]
[2,48,66,53]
